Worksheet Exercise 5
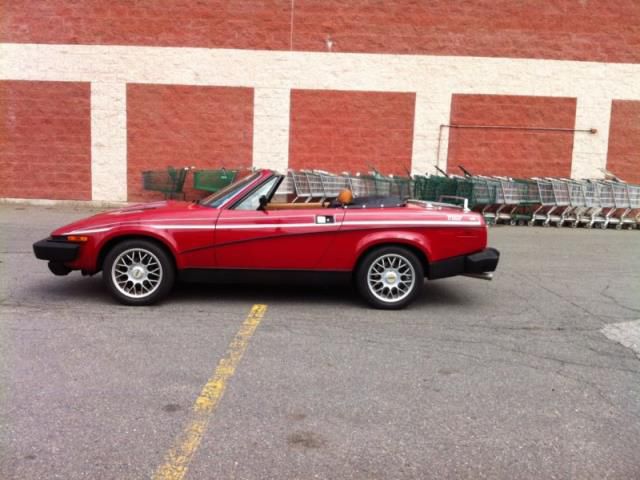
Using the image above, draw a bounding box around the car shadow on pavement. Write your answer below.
[27,274,473,310]
[170,278,472,309]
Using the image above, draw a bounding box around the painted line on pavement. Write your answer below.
[152,304,268,480]
[601,319,640,359]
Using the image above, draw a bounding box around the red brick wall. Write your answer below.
[292,1,640,63]
[127,84,253,202]
[607,100,640,184]
[0,80,91,200]
[447,94,577,178]
[289,90,415,176]
[2,1,639,63]
[0,1,290,51]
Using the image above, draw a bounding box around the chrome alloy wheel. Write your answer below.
[111,248,163,299]
[367,253,416,303]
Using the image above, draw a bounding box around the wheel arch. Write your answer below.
[97,234,178,272]
[353,240,430,278]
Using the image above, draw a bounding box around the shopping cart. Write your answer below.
[561,180,587,227]
[274,174,295,202]
[368,174,392,196]
[306,171,327,200]
[318,172,350,197]
[549,179,573,227]
[192,168,238,193]
[576,180,606,228]
[387,175,414,198]
[530,179,559,226]
[627,183,640,229]
[489,179,537,225]
[142,166,189,199]
[474,177,502,225]
[289,170,329,202]
[607,181,634,229]
[452,167,503,224]
[345,174,377,197]
[416,175,454,202]
[289,170,312,202]
[595,181,621,229]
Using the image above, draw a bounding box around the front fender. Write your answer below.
[92,226,181,270]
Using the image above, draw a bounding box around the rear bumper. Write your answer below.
[33,238,80,263]
[428,248,500,280]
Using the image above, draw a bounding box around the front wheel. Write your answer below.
[355,246,424,310]
[103,239,175,306]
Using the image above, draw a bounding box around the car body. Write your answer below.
[33,169,499,309]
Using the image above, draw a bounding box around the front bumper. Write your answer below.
[428,247,500,280]
[33,238,80,263]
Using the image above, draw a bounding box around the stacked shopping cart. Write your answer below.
[410,167,640,229]
[280,168,639,229]
[278,170,414,203]
[142,166,639,229]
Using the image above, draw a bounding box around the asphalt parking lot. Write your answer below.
[1,203,639,480]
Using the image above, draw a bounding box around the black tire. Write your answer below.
[355,246,424,310]
[102,239,175,306]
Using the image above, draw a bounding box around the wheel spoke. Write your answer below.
[366,253,416,304]
[111,248,163,299]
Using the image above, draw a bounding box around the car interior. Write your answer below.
[263,176,406,210]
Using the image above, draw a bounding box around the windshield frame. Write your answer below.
[229,174,284,210]
[198,171,263,208]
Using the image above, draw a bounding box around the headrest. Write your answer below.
[337,188,354,205]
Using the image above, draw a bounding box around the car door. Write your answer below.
[215,184,345,270]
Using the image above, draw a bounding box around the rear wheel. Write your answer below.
[355,246,424,310]
[103,239,175,306]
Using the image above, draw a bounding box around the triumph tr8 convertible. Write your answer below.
[33,169,499,309]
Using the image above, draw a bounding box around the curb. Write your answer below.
[0,197,131,209]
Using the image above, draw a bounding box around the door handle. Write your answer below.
[316,215,334,224]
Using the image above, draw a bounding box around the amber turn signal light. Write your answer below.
[66,235,89,243]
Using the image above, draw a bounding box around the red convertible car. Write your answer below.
[33,169,499,309]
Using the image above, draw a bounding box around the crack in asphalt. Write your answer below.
[600,285,640,314]
[518,272,607,323]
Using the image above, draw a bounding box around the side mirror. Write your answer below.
[258,195,268,211]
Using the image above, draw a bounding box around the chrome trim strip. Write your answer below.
[158,220,481,230]
[64,227,113,234]
[65,219,482,234]
[343,220,482,227]
[147,225,217,230]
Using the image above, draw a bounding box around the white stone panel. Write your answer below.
[3,43,640,201]
[571,98,612,179]
[91,82,127,201]
[253,88,290,172]
[3,44,640,100]
[411,92,453,175]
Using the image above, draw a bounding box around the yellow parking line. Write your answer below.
[153,304,268,480]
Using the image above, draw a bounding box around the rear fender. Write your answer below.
[353,231,431,268]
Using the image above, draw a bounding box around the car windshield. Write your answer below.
[199,172,262,208]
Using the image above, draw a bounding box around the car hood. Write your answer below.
[51,200,199,235]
